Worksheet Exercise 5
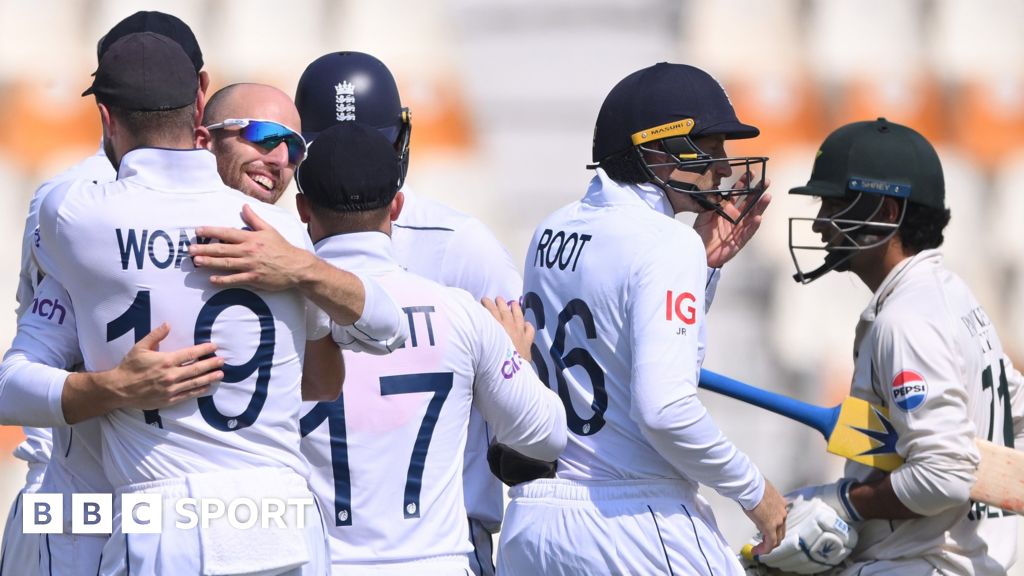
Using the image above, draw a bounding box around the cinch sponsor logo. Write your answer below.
[22,493,314,534]
[31,296,67,325]
[501,349,523,380]
[665,290,696,325]
[891,370,927,412]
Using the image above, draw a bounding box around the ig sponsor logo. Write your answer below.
[665,290,696,325]
[891,370,928,412]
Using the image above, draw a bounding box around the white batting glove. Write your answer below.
[752,495,858,575]
[787,479,863,523]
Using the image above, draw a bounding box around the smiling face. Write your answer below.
[204,84,303,204]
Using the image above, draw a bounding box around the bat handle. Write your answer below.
[698,368,838,440]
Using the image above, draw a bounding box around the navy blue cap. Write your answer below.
[592,63,758,162]
[98,11,203,72]
[295,52,404,143]
[296,122,402,212]
[790,118,945,209]
[83,32,198,111]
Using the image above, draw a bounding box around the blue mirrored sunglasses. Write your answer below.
[206,118,308,165]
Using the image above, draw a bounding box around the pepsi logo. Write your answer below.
[891,370,928,412]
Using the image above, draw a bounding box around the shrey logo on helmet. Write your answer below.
[890,370,928,412]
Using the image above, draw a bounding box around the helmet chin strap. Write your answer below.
[664,178,741,224]
[792,251,852,284]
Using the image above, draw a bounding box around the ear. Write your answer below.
[882,197,903,224]
[98,102,113,136]
[195,125,212,150]
[389,191,405,222]
[295,193,312,224]
[195,71,211,123]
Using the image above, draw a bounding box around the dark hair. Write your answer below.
[598,148,649,184]
[109,103,196,142]
[307,201,391,234]
[899,201,950,252]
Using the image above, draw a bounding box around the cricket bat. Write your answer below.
[698,368,1024,514]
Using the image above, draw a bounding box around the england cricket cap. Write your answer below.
[790,118,945,209]
[98,11,203,72]
[296,122,401,212]
[592,62,759,163]
[82,32,198,111]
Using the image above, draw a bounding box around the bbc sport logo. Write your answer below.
[22,493,315,534]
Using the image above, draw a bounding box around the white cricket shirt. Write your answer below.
[392,188,524,530]
[35,148,316,487]
[300,232,564,567]
[846,249,1022,574]
[13,146,114,471]
[522,169,764,510]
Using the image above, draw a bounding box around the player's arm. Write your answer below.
[441,218,523,302]
[467,294,566,464]
[628,228,785,553]
[327,273,408,355]
[850,317,978,520]
[0,277,225,426]
[191,205,406,348]
[301,335,343,401]
[15,189,46,317]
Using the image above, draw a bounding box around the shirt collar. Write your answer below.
[861,249,943,321]
[116,148,223,191]
[582,168,675,217]
[314,231,402,275]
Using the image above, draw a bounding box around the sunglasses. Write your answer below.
[206,118,307,165]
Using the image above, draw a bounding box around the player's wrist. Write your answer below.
[294,252,329,291]
[63,370,120,424]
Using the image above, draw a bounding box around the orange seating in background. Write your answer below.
[394,71,475,158]
[0,83,101,174]
[832,75,946,146]
[950,78,1024,171]
[0,426,25,455]
[725,75,828,159]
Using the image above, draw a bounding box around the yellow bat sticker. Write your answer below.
[828,396,903,471]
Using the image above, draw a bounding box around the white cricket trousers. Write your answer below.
[497,479,745,576]
[1,462,59,576]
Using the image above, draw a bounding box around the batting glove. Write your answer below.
[787,479,863,523]
[750,494,858,574]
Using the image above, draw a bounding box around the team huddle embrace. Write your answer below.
[0,9,1020,576]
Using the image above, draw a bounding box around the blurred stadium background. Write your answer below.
[1,0,1023,569]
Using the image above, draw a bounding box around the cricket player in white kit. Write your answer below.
[2,148,112,576]
[758,119,1024,576]
[293,51,522,575]
[288,121,565,575]
[497,63,787,575]
[30,33,340,575]
[0,13,211,575]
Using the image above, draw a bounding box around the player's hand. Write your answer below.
[744,479,787,556]
[750,495,858,574]
[694,174,771,268]
[191,204,318,291]
[482,296,534,363]
[107,323,224,410]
